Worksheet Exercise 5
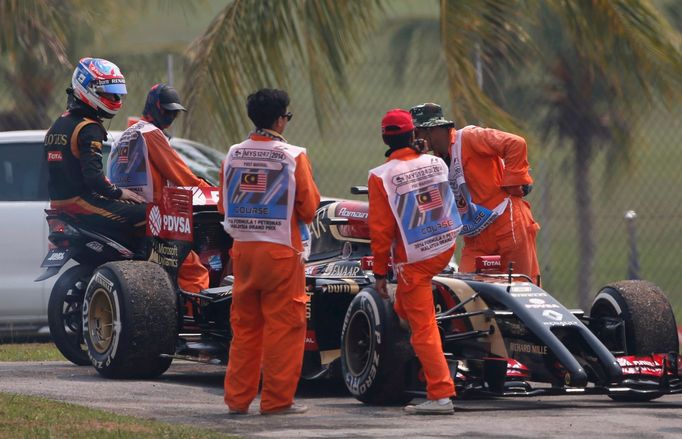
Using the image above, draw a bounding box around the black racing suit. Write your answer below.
[44,101,146,250]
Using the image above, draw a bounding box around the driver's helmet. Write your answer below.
[71,57,127,118]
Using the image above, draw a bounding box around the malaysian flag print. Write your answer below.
[240,172,267,192]
[118,146,129,164]
[416,188,443,212]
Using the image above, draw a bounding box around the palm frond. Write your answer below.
[0,0,70,65]
[182,0,381,146]
[547,0,682,106]
[439,0,529,131]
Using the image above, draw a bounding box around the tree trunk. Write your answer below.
[574,136,594,310]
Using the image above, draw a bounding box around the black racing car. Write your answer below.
[338,188,680,404]
[39,186,681,406]
[38,186,374,379]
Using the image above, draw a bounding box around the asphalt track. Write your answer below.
[1,361,681,438]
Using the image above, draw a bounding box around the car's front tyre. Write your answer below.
[340,286,412,405]
[590,280,678,402]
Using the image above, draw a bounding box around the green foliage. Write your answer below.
[182,0,383,143]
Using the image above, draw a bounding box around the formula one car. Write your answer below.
[338,188,681,404]
[38,186,681,406]
[37,186,369,379]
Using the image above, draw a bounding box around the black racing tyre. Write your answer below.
[82,261,177,379]
[590,280,678,402]
[48,265,93,366]
[340,286,413,405]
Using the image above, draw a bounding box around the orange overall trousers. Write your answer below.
[369,148,456,400]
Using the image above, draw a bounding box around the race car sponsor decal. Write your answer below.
[321,280,360,294]
[542,310,563,321]
[542,320,579,327]
[146,188,193,241]
[305,330,319,351]
[148,242,180,268]
[307,262,363,278]
[92,271,114,293]
[616,354,669,377]
[337,205,368,220]
[524,297,560,309]
[149,205,162,236]
[86,241,104,253]
[509,342,549,355]
[511,287,548,297]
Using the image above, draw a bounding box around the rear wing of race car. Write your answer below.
[351,186,368,195]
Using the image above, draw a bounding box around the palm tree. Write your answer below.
[527,1,681,308]
[0,0,72,129]
[0,1,180,130]
[184,0,680,308]
[182,0,385,143]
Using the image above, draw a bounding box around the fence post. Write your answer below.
[624,210,640,280]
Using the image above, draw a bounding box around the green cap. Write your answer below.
[409,103,454,128]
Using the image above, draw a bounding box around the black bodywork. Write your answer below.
[38,188,681,401]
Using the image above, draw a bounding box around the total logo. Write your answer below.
[148,206,191,237]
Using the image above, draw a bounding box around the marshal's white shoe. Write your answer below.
[403,399,454,415]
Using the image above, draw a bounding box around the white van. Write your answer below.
[0,130,223,339]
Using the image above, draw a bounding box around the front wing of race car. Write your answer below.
[428,276,682,399]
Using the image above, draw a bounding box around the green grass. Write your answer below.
[0,393,236,439]
[0,343,64,362]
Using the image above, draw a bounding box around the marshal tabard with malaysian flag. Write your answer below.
[239,172,267,193]
[416,187,443,212]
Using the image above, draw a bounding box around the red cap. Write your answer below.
[381,109,414,135]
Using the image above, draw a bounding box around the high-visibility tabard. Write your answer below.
[223,139,305,249]
[371,154,462,263]
[448,127,509,237]
[108,120,155,202]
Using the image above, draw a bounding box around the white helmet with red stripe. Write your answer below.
[71,57,127,118]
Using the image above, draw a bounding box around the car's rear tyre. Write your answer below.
[82,261,177,379]
[48,265,93,366]
[590,280,678,402]
[340,286,413,405]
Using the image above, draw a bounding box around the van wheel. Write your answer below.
[48,265,93,366]
[340,286,413,405]
[82,261,177,378]
[590,280,678,402]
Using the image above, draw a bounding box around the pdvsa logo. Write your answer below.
[163,214,191,234]
[149,206,162,236]
[149,206,191,236]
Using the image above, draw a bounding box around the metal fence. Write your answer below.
[267,52,682,318]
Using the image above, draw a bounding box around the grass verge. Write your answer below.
[0,343,64,362]
[0,393,236,439]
